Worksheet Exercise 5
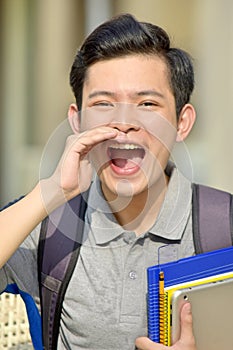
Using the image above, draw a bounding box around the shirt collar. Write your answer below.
[149,162,192,240]
[86,176,125,245]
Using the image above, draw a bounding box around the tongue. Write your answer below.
[110,149,144,169]
[112,158,136,169]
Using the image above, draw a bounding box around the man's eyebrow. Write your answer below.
[88,90,165,100]
[88,91,116,99]
[136,90,165,99]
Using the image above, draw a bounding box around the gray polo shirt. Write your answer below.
[0,164,194,350]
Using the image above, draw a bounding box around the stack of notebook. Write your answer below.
[147,246,233,349]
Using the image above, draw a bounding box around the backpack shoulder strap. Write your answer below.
[192,183,233,254]
[38,191,89,350]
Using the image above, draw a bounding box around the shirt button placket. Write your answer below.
[120,240,144,322]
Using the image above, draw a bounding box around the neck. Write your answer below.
[102,174,169,235]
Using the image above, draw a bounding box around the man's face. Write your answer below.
[81,54,178,199]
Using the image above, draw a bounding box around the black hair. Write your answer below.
[70,13,194,117]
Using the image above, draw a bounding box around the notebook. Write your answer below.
[161,271,233,345]
[147,246,233,343]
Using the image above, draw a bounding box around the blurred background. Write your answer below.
[0,0,233,206]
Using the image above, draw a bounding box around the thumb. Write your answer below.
[178,302,196,347]
[135,337,166,350]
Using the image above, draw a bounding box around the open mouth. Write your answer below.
[107,143,146,174]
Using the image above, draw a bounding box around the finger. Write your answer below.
[135,337,166,350]
[68,128,118,156]
[179,303,196,346]
[79,125,118,141]
[78,130,117,154]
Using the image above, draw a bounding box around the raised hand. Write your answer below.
[41,126,118,212]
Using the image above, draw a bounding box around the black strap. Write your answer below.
[38,191,88,350]
[192,183,233,254]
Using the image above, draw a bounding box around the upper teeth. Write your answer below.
[110,143,141,150]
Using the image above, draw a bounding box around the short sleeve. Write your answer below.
[0,223,41,298]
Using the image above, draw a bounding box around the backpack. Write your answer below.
[1,184,233,349]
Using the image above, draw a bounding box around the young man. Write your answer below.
[0,14,197,349]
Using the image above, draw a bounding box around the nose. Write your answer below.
[110,122,140,133]
[109,103,141,133]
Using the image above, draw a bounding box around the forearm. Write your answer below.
[0,180,65,268]
[0,127,118,268]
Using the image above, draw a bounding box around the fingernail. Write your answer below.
[186,302,192,313]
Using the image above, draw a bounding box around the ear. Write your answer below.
[176,104,196,142]
[68,103,80,134]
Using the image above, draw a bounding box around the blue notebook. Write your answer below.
[147,246,233,342]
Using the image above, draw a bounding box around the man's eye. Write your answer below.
[139,102,157,108]
[141,102,156,106]
[94,102,114,107]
